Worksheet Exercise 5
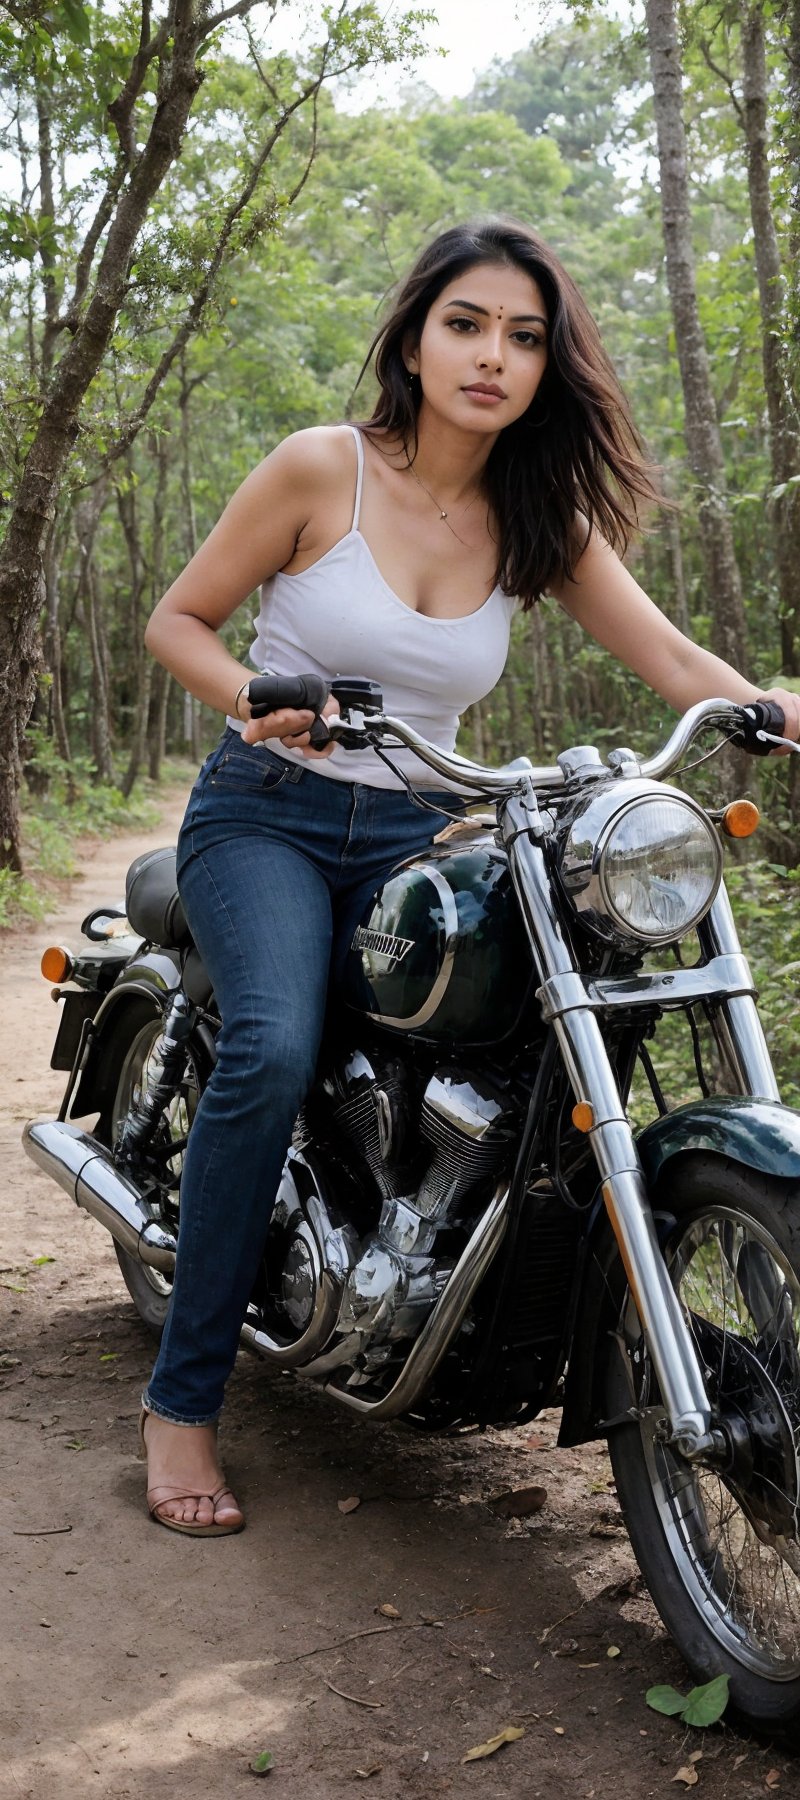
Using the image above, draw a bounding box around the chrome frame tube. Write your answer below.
[502,791,713,1448]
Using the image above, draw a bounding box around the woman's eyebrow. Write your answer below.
[442,298,548,327]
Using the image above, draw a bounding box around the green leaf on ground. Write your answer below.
[249,1751,274,1776]
[646,1684,693,1717]
[646,1673,729,1726]
[680,1674,730,1727]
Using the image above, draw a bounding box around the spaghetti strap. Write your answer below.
[349,424,365,532]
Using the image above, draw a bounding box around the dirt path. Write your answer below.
[0,796,790,1799]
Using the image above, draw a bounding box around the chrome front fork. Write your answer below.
[503,794,776,1456]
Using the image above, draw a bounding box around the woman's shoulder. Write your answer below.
[267,423,357,490]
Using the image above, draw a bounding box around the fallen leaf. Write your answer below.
[606,1646,621,1659]
[488,1485,547,1519]
[463,1726,525,1763]
[522,1434,547,1449]
[354,1769,382,1780]
[646,1684,692,1718]
[249,1749,274,1776]
[688,1752,703,1764]
[377,1603,401,1619]
[681,1673,730,1727]
[337,1496,361,1514]
[733,1755,747,1771]
[31,1256,55,1266]
[673,1768,699,1788]
[765,1773,781,1790]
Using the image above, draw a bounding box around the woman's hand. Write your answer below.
[240,692,339,758]
[754,687,800,751]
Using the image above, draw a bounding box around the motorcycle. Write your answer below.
[23,675,800,1742]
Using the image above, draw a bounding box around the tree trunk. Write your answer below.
[86,561,114,783]
[43,520,72,768]
[741,3,800,676]
[645,0,749,670]
[0,9,207,868]
[148,665,171,782]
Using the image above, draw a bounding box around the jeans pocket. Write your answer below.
[208,744,289,795]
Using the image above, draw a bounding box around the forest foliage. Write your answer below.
[0,0,798,855]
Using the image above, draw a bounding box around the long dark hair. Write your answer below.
[357,217,661,611]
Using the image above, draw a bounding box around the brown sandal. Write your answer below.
[138,1410,245,1537]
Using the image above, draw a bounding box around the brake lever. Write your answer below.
[755,731,800,754]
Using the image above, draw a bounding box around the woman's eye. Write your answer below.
[512,331,546,348]
[447,316,477,333]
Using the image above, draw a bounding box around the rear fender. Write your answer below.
[69,948,181,1123]
[559,1096,800,1448]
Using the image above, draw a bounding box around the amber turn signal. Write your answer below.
[40,946,74,983]
[572,1102,595,1133]
[721,800,759,839]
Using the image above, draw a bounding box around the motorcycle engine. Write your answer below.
[258,1051,516,1381]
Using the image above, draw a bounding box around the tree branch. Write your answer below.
[696,33,744,127]
[102,68,330,464]
[201,0,271,41]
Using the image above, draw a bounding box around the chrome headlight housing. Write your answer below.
[559,779,723,948]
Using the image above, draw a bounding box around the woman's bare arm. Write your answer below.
[144,429,343,751]
[549,529,800,736]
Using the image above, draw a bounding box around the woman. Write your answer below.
[141,215,800,1535]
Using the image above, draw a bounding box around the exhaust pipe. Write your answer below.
[22,1119,177,1274]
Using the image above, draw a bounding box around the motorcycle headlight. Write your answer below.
[560,782,723,947]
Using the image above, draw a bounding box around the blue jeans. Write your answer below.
[143,729,459,1424]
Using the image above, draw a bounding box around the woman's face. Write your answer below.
[407,260,549,434]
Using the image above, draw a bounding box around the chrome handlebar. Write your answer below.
[326,697,773,799]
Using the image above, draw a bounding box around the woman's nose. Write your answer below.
[477,333,504,371]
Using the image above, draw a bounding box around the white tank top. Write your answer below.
[228,425,516,789]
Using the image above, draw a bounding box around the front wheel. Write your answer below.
[605,1156,800,1745]
[106,1016,205,1341]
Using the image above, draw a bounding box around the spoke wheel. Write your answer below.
[606,1156,800,1744]
[107,1017,204,1339]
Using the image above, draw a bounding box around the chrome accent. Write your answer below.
[241,1151,358,1367]
[322,1184,509,1417]
[501,798,713,1448]
[22,1119,176,1273]
[557,743,604,779]
[422,1071,505,1139]
[365,862,459,1031]
[414,1072,513,1220]
[537,953,756,1024]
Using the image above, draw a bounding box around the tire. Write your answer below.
[604,1155,800,1746]
[105,1017,205,1342]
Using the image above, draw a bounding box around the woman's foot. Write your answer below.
[139,1410,245,1535]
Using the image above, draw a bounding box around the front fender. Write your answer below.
[559,1095,800,1449]
[637,1096,800,1186]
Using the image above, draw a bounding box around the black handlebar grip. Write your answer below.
[734,698,787,756]
[247,672,330,716]
[247,672,331,748]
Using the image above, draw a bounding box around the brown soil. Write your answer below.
[0,794,792,1799]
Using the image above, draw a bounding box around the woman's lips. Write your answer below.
[463,385,506,404]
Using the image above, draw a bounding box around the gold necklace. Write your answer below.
[404,457,480,549]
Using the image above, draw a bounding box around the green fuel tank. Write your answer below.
[343,829,535,1047]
